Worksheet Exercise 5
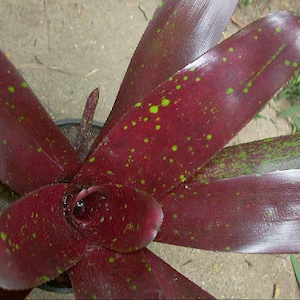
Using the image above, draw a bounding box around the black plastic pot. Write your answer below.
[55,118,103,144]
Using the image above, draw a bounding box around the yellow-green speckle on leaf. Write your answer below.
[149,105,159,114]
[131,285,137,291]
[8,86,15,93]
[108,257,115,263]
[0,232,6,241]
[171,145,178,152]
[89,157,96,163]
[161,98,170,107]
[226,88,234,94]
[206,134,212,141]
[40,275,50,282]
[180,174,186,182]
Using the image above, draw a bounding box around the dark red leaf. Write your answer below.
[143,248,214,299]
[68,246,214,299]
[0,184,87,290]
[91,0,238,147]
[0,287,31,300]
[64,184,163,253]
[156,135,300,253]
[0,50,82,195]
[74,11,300,200]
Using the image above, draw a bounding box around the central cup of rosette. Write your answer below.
[64,184,163,253]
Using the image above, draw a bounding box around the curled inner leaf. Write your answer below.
[64,184,164,253]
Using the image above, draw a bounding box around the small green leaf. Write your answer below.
[290,254,300,288]
[278,103,300,119]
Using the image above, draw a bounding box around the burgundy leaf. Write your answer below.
[0,287,31,300]
[0,50,82,195]
[143,248,214,299]
[74,87,99,161]
[91,0,238,147]
[74,11,300,200]
[156,135,300,253]
[64,184,163,253]
[68,246,214,299]
[193,133,300,182]
[0,184,87,290]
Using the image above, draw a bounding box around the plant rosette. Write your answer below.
[1,1,300,299]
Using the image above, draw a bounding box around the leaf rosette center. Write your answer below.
[64,184,163,253]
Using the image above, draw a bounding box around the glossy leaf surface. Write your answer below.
[75,11,300,201]
[0,50,82,195]
[69,246,214,299]
[92,0,238,145]
[0,184,87,289]
[156,135,300,253]
[65,184,163,253]
[1,5,300,300]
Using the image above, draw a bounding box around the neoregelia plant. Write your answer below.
[1,1,300,299]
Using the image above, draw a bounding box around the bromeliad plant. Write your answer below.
[1,0,300,299]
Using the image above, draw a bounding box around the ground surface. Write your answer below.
[1,0,300,299]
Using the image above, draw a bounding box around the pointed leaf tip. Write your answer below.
[75,87,100,161]
[91,0,238,149]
